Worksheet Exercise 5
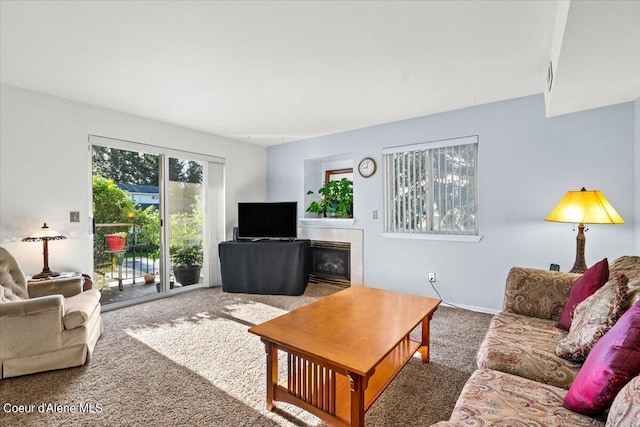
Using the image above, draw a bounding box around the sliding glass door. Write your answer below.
[167,157,204,288]
[90,136,224,307]
[92,146,162,303]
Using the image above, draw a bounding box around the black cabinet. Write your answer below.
[218,240,311,295]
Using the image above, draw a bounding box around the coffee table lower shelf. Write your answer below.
[265,335,421,426]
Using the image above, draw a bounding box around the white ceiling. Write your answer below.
[1,1,639,146]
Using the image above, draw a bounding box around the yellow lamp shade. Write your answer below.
[545,188,624,224]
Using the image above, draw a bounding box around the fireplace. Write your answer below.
[309,240,351,288]
[298,227,363,286]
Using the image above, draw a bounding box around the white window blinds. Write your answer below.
[383,136,478,236]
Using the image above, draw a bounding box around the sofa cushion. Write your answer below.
[609,256,640,280]
[606,374,640,427]
[558,258,609,331]
[502,267,579,321]
[556,274,629,363]
[477,312,582,389]
[609,256,640,307]
[564,301,640,416]
[1,284,26,302]
[444,369,604,427]
[0,247,29,301]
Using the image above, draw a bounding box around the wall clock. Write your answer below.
[358,157,377,178]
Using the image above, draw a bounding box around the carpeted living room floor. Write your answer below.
[0,284,492,426]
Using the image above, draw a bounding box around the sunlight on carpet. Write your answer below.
[124,300,326,426]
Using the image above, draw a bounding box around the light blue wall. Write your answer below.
[635,97,640,254]
[267,94,636,313]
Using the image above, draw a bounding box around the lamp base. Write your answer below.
[569,264,587,274]
[32,271,60,279]
[569,223,587,274]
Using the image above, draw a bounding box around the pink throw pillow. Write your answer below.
[564,300,640,416]
[558,258,609,331]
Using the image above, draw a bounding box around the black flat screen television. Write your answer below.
[237,202,297,240]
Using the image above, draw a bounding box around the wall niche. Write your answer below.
[303,153,353,219]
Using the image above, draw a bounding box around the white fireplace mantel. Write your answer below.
[297,227,364,286]
[298,218,355,227]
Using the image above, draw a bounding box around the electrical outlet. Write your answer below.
[70,211,80,223]
[428,272,436,282]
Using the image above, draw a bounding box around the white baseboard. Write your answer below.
[439,301,500,315]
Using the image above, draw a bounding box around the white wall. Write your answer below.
[0,84,266,276]
[268,94,637,313]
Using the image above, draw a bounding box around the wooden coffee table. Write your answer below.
[248,286,440,426]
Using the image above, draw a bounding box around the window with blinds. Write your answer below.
[383,135,478,236]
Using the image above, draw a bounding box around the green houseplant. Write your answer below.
[306,178,353,218]
[170,243,203,286]
[168,202,203,286]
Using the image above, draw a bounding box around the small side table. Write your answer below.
[81,273,93,291]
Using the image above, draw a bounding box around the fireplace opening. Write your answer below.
[309,241,350,288]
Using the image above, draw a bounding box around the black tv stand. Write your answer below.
[218,239,311,295]
[239,237,297,243]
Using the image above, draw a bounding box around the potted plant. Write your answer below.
[306,178,353,218]
[104,232,127,251]
[170,243,203,286]
[144,270,156,284]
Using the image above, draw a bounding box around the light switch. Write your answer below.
[70,211,80,223]
[372,210,378,219]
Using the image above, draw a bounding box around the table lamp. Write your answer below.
[545,188,624,273]
[22,222,67,279]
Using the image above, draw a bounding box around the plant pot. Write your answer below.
[155,281,175,293]
[173,265,201,286]
[105,234,126,251]
[144,273,156,284]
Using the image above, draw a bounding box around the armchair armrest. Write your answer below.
[0,295,64,358]
[502,267,580,321]
[63,289,101,330]
[28,276,83,299]
[0,294,64,316]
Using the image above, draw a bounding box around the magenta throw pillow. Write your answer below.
[564,300,640,415]
[558,258,609,331]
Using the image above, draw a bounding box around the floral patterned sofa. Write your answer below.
[432,256,640,426]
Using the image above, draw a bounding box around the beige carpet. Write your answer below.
[0,285,491,426]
